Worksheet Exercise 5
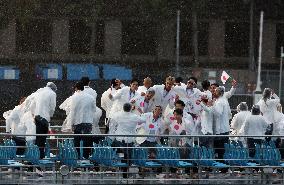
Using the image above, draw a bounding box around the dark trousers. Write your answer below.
[200,134,213,148]
[105,118,110,134]
[35,115,49,159]
[247,138,263,157]
[12,137,26,155]
[74,123,92,159]
[214,132,229,159]
[275,138,284,158]
[112,140,133,178]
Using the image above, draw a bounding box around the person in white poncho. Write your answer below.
[80,77,102,142]
[28,82,57,159]
[131,88,156,115]
[137,77,152,96]
[110,103,145,179]
[137,105,165,148]
[256,88,280,136]
[101,79,124,133]
[240,105,269,157]
[108,79,140,118]
[3,97,33,155]
[152,76,176,116]
[65,82,96,159]
[211,86,231,159]
[231,102,251,139]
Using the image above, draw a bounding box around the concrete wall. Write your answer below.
[0,20,16,57]
[52,19,69,55]
[157,21,175,59]
[208,20,225,58]
[104,20,122,59]
[262,22,276,63]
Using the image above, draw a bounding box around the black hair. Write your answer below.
[175,100,185,107]
[211,83,219,87]
[174,108,183,116]
[251,105,261,115]
[111,78,118,87]
[123,103,132,112]
[188,76,198,84]
[202,80,211,90]
[81,76,90,86]
[74,81,84,91]
[175,77,183,83]
[130,78,139,84]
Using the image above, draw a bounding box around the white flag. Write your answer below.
[221,71,230,84]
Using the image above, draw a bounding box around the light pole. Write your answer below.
[254,11,264,104]
[255,11,264,92]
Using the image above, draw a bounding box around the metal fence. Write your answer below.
[0,133,283,184]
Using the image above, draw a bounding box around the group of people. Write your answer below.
[3,75,284,169]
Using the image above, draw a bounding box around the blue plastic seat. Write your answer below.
[132,148,161,167]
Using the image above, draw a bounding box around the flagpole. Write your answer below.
[255,11,264,92]
[279,46,283,97]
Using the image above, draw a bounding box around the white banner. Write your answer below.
[47,68,58,79]
[4,69,15,79]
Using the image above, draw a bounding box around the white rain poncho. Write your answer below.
[138,112,166,143]
[172,86,202,115]
[239,114,269,139]
[101,87,119,119]
[29,86,56,122]
[3,105,26,136]
[152,85,176,115]
[200,102,214,135]
[22,111,36,142]
[231,110,251,135]
[212,96,231,134]
[257,93,280,124]
[59,93,77,132]
[68,91,96,127]
[111,111,145,143]
[109,87,139,118]
[131,95,156,115]
[92,107,102,134]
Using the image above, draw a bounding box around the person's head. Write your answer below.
[262,88,272,100]
[153,105,162,117]
[143,77,152,88]
[111,78,120,89]
[81,76,90,86]
[215,86,225,98]
[123,103,132,112]
[46,82,57,92]
[175,77,183,86]
[130,79,139,91]
[174,108,183,120]
[237,102,248,112]
[165,76,175,91]
[186,77,197,89]
[251,104,261,115]
[210,83,219,95]
[202,80,211,91]
[145,88,155,100]
[175,100,185,110]
[74,81,84,91]
[19,97,26,105]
